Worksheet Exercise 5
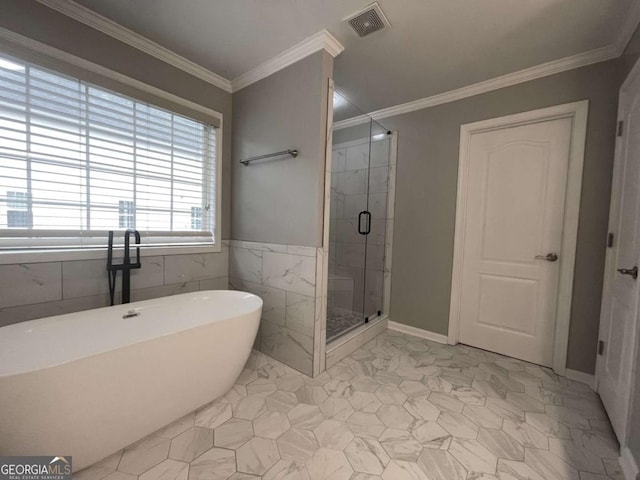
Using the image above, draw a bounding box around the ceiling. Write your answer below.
[73,0,636,115]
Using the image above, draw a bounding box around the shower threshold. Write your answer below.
[326,309,365,342]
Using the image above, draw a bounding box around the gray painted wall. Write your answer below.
[347,58,629,375]
[0,0,233,239]
[231,51,333,247]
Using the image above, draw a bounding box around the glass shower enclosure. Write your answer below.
[327,90,392,341]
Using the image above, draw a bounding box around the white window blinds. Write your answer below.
[0,53,217,251]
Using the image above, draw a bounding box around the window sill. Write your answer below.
[0,243,224,265]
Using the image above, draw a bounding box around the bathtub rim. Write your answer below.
[0,290,262,378]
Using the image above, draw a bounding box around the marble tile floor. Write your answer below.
[76,330,623,480]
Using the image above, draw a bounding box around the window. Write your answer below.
[7,191,31,228]
[118,200,134,229]
[191,206,203,230]
[0,52,218,253]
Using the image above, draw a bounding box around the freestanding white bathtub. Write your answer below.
[0,290,262,471]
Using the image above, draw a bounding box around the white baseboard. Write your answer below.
[388,321,448,344]
[565,368,596,390]
[620,447,640,480]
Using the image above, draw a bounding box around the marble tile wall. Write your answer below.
[0,243,230,327]
[229,240,322,377]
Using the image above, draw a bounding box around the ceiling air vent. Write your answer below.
[345,2,390,37]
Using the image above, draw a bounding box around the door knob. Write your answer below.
[617,266,638,280]
[535,253,558,262]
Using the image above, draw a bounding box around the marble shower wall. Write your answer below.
[0,243,230,327]
[229,240,322,376]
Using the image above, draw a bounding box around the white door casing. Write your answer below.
[449,102,589,374]
[596,59,640,445]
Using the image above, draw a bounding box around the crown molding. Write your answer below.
[333,44,619,130]
[231,30,344,92]
[36,0,233,93]
[335,0,640,130]
[31,0,640,106]
[0,27,223,121]
[35,1,345,94]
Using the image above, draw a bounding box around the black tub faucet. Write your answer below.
[107,230,142,305]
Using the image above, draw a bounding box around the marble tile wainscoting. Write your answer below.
[0,242,230,327]
[229,240,322,377]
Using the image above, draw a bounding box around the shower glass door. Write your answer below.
[328,90,390,342]
[362,124,391,321]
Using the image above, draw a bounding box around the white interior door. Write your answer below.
[596,65,640,444]
[457,118,572,367]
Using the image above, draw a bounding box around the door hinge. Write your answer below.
[617,120,624,137]
[607,232,614,248]
[598,340,605,355]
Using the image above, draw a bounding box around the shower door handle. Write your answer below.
[358,211,371,235]
[358,211,367,235]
